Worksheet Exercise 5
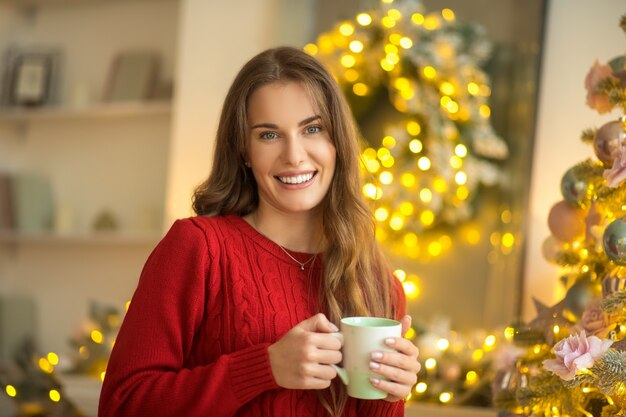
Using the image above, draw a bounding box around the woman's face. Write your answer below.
[246,81,337,217]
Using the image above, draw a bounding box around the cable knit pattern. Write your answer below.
[99,215,405,417]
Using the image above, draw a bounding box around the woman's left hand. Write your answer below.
[369,315,421,402]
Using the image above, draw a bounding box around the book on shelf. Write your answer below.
[0,173,14,231]
[0,172,54,234]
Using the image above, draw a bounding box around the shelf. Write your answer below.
[0,230,162,244]
[0,100,172,123]
[0,0,173,11]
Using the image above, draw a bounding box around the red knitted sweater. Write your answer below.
[98,215,405,417]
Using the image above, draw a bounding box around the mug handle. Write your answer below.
[330,332,349,385]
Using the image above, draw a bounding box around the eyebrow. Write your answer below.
[250,115,321,130]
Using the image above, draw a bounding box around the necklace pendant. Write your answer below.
[300,265,305,271]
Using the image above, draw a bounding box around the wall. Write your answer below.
[164,0,313,224]
[0,0,178,355]
[522,0,625,318]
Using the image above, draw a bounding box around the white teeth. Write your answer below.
[278,172,314,184]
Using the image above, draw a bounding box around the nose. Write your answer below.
[282,134,306,166]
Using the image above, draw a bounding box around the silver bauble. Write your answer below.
[603,217,626,265]
[560,167,591,208]
[563,280,597,320]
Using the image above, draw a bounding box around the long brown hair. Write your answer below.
[192,46,400,415]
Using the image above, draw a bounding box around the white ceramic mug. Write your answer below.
[331,316,402,399]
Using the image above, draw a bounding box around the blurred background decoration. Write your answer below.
[312,0,507,239]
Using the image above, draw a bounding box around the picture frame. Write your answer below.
[11,53,52,106]
[102,50,159,102]
[0,46,62,108]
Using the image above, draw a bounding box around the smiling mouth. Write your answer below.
[276,172,317,185]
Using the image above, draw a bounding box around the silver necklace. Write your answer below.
[277,246,317,271]
[250,215,318,270]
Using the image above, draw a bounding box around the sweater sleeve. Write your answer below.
[98,219,279,417]
[356,274,408,417]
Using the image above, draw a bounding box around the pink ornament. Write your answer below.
[543,331,613,381]
[547,200,586,242]
[603,145,626,187]
[585,60,615,114]
[571,298,614,338]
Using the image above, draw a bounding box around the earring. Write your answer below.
[244,161,251,167]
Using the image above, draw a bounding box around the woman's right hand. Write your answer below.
[268,313,342,390]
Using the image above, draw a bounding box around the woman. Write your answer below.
[99,47,420,417]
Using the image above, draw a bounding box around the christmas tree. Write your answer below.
[307,0,508,269]
[0,338,84,417]
[493,16,626,416]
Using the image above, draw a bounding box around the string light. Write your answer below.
[349,40,364,53]
[422,66,437,79]
[303,43,318,55]
[47,352,59,365]
[466,371,478,384]
[353,83,369,96]
[436,338,450,351]
[49,390,61,402]
[403,281,419,299]
[441,8,456,21]
[399,37,413,49]
[340,54,356,68]
[339,23,355,36]
[356,13,372,26]
[409,139,423,153]
[504,327,515,340]
[91,330,104,344]
[439,392,453,403]
[406,121,421,135]
[417,157,431,171]
[411,13,424,25]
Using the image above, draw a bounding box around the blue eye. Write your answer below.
[306,125,322,134]
[260,131,278,140]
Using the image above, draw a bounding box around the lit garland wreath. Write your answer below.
[306,0,507,253]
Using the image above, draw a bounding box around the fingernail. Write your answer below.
[385,338,396,345]
[369,361,380,369]
[370,377,380,385]
[371,351,383,360]
[330,323,339,332]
